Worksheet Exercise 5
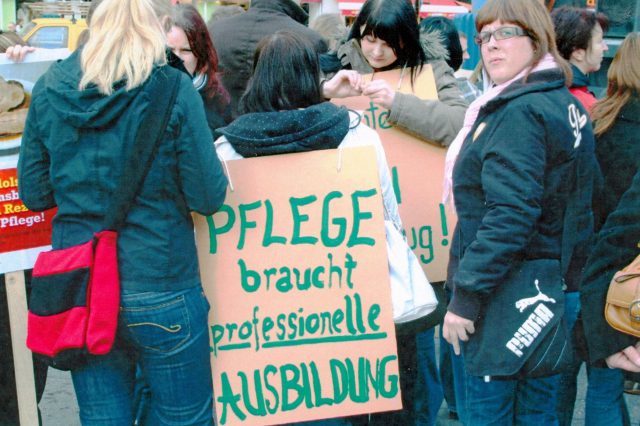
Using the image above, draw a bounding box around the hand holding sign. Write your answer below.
[362,79,396,110]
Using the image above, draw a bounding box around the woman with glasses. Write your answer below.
[441,0,597,423]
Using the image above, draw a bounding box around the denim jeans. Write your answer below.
[466,374,560,426]
[415,327,444,426]
[71,286,214,426]
[556,291,629,426]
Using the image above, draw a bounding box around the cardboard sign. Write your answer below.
[0,52,68,274]
[0,168,55,256]
[194,146,402,426]
[333,66,457,282]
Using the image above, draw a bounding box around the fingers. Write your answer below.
[5,45,35,62]
[606,351,640,372]
[443,312,475,356]
[362,80,395,109]
[324,70,364,99]
[622,345,640,367]
[443,321,461,356]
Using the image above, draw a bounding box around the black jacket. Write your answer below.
[580,96,640,363]
[18,51,228,292]
[209,0,327,118]
[448,69,597,321]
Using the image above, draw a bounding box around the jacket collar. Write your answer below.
[481,69,566,114]
[250,0,308,25]
[570,64,590,88]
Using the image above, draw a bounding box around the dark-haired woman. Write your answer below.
[215,30,401,426]
[323,0,466,147]
[552,6,609,112]
[168,3,231,138]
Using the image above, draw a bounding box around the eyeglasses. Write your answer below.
[474,27,529,45]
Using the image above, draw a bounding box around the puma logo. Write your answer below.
[515,279,556,313]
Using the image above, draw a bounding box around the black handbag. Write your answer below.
[464,258,572,378]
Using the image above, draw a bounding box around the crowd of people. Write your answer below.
[2,0,640,424]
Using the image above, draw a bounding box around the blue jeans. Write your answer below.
[71,286,214,426]
[449,339,468,424]
[415,327,444,426]
[466,374,560,426]
[556,292,629,426]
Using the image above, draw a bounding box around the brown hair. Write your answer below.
[592,32,640,136]
[0,30,26,53]
[476,0,571,86]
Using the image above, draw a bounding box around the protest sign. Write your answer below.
[0,49,68,425]
[195,146,402,426]
[332,66,456,282]
[0,49,67,274]
[0,167,56,272]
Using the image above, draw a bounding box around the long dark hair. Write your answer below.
[348,0,426,84]
[240,31,323,113]
[173,4,226,101]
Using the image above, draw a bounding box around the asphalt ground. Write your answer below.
[39,334,640,425]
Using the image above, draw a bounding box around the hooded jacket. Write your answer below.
[18,50,228,292]
[215,102,401,226]
[209,0,327,118]
[334,30,467,146]
[448,69,597,321]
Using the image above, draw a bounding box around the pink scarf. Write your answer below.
[442,53,559,209]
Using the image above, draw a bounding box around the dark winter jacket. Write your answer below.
[201,90,232,139]
[448,69,597,321]
[218,102,349,156]
[580,96,640,363]
[209,0,327,118]
[569,64,597,112]
[18,50,228,292]
[593,96,640,231]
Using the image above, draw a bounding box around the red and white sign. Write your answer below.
[338,0,470,18]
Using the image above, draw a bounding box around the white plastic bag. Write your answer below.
[384,219,438,323]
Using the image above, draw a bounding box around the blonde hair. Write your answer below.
[592,32,640,136]
[476,0,571,86]
[309,13,347,52]
[80,0,172,94]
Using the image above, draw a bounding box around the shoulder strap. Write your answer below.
[104,66,182,230]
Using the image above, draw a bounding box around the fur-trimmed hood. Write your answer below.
[419,29,450,63]
[335,29,449,74]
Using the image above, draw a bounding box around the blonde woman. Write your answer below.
[17,0,227,424]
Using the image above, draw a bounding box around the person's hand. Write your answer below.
[606,343,640,372]
[4,45,36,62]
[361,79,396,110]
[322,70,364,99]
[443,311,475,356]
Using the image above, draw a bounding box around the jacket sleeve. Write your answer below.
[449,105,546,321]
[388,60,467,147]
[174,75,228,216]
[17,86,56,212]
[580,169,640,363]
